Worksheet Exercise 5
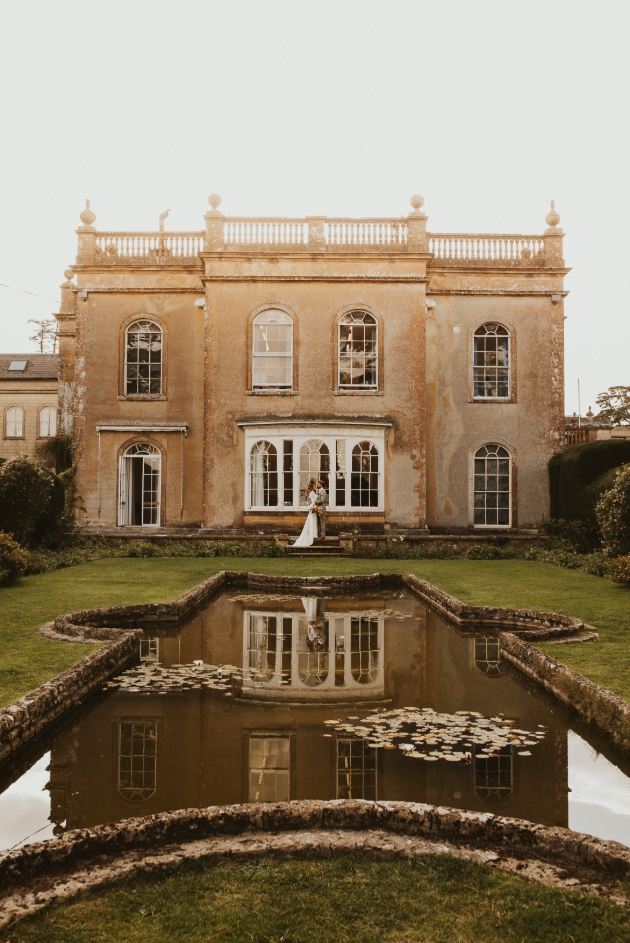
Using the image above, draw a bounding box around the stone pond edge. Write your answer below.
[1,800,630,927]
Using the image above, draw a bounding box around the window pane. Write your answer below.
[339,312,378,388]
[473,445,510,527]
[473,325,510,399]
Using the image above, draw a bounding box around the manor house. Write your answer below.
[56,195,567,535]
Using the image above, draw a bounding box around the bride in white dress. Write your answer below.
[292,485,318,548]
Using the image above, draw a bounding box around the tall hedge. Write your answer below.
[549,440,630,522]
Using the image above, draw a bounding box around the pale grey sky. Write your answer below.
[0,0,628,414]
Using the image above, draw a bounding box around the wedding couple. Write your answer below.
[292,479,327,548]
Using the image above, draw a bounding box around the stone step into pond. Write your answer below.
[1,584,630,853]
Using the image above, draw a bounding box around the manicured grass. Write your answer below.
[1,556,629,709]
[2,855,629,943]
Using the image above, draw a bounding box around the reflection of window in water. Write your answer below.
[248,614,279,681]
[118,720,157,802]
[350,616,380,683]
[249,735,290,802]
[140,638,160,664]
[475,745,512,801]
[337,738,377,800]
[474,637,501,677]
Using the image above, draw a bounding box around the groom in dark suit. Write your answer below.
[314,480,327,539]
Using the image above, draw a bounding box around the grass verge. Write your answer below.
[1,557,629,709]
[2,855,629,943]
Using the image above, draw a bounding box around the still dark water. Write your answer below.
[1,588,630,851]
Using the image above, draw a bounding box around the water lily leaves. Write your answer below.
[322,707,545,765]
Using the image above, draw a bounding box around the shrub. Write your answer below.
[0,457,56,545]
[466,544,516,560]
[0,531,31,584]
[524,544,609,576]
[596,465,630,557]
[549,440,630,523]
[538,517,601,553]
[608,554,630,585]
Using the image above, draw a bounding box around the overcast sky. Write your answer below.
[1,0,628,414]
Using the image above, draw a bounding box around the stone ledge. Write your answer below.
[1,800,629,927]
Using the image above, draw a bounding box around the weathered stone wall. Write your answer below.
[426,291,565,530]
[2,799,630,927]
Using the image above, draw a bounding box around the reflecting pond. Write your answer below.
[2,587,630,851]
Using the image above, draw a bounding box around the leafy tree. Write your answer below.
[0,456,55,545]
[595,386,630,426]
[35,433,73,474]
[596,465,630,557]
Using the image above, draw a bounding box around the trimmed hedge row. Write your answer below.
[549,440,630,523]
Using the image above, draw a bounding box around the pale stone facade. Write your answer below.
[56,196,567,535]
[0,354,58,461]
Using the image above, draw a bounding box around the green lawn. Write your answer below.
[1,557,629,709]
[2,855,628,943]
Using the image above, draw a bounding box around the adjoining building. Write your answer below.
[0,354,58,461]
[56,195,568,535]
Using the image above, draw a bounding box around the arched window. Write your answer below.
[339,311,377,389]
[299,439,329,505]
[39,406,56,438]
[118,720,157,802]
[5,406,24,438]
[475,746,513,802]
[474,637,501,677]
[351,441,379,506]
[118,443,161,526]
[252,309,293,389]
[125,320,163,395]
[473,323,510,398]
[473,444,511,527]
[250,440,278,507]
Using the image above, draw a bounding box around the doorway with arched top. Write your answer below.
[118,443,161,526]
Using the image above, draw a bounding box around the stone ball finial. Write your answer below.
[64,268,74,281]
[208,193,222,210]
[545,200,561,228]
[80,199,96,227]
[410,194,425,212]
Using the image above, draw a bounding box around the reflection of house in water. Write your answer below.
[47,593,568,834]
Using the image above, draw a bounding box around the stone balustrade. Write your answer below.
[428,233,546,264]
[79,219,560,267]
[94,231,205,261]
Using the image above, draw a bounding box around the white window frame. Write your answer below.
[471,443,512,529]
[252,309,293,389]
[473,323,511,400]
[338,310,378,390]
[39,405,57,438]
[243,425,386,513]
[5,405,24,438]
[125,320,163,395]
